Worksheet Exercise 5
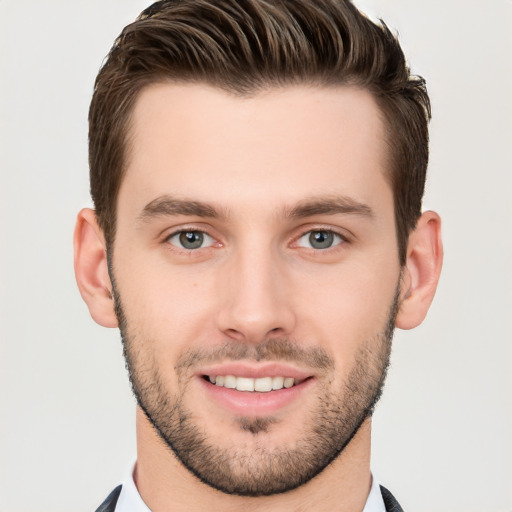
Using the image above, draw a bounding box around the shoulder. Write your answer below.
[95,485,122,512]
[380,485,404,512]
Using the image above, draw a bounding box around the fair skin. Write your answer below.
[74,84,442,512]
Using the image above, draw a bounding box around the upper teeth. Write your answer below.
[208,375,295,392]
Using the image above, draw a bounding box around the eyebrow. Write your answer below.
[138,195,225,222]
[284,195,375,220]
[137,194,374,223]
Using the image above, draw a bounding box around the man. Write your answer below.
[74,0,443,510]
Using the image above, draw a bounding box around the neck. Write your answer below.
[135,407,373,512]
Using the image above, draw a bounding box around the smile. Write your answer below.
[196,363,316,415]
[206,375,298,392]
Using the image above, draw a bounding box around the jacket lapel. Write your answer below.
[380,485,404,512]
[95,485,122,512]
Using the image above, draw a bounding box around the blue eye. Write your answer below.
[297,230,344,250]
[168,230,214,250]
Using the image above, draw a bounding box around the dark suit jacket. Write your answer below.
[95,483,404,511]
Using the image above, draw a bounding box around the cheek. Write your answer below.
[116,257,219,348]
[294,259,399,368]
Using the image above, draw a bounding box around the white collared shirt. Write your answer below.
[114,463,386,512]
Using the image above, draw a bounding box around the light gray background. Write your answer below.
[1,1,511,511]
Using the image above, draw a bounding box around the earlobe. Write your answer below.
[395,211,443,330]
[73,208,118,328]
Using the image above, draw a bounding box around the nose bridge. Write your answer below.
[216,236,295,342]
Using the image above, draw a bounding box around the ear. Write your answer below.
[73,208,118,328]
[395,211,443,330]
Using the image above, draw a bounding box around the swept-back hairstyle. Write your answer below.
[89,0,430,264]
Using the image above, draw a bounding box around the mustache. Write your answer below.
[176,337,335,373]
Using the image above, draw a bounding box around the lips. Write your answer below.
[196,362,315,415]
[197,362,312,381]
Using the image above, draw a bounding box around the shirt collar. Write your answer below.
[115,463,151,512]
[362,474,387,512]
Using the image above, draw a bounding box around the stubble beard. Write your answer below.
[113,281,399,497]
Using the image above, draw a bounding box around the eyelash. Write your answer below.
[163,226,350,253]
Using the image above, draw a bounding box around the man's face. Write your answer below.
[111,84,402,496]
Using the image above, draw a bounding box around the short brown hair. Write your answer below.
[89,0,431,265]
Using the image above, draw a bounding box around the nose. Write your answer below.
[215,244,297,343]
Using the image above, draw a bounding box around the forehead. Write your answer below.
[120,83,391,216]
